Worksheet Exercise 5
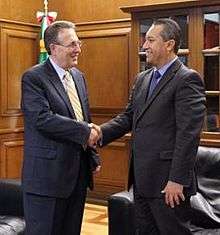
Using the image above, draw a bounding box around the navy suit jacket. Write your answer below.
[21,59,100,198]
[101,59,206,198]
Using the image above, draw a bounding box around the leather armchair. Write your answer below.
[108,146,220,235]
[0,179,25,235]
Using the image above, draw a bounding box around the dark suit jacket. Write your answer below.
[101,59,206,198]
[21,59,100,198]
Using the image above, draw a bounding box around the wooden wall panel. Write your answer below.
[0,1,200,24]
[77,27,130,110]
[0,0,42,24]
[0,20,39,179]
[76,22,131,200]
[0,139,23,178]
[0,22,39,116]
[51,0,194,23]
[96,142,129,186]
[0,0,199,200]
[0,133,23,178]
[88,138,130,200]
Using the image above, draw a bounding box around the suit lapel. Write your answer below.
[44,60,76,118]
[136,59,182,123]
[132,69,153,128]
[138,69,154,105]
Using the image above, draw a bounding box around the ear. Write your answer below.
[50,44,56,55]
[166,39,175,52]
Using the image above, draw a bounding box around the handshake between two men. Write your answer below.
[87,123,102,148]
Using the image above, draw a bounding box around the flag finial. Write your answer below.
[44,0,48,15]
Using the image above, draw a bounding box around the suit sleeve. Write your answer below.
[21,71,90,146]
[100,75,142,145]
[169,71,206,186]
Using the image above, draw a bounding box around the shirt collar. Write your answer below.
[155,56,178,77]
[49,57,66,80]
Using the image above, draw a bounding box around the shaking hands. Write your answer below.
[87,123,102,148]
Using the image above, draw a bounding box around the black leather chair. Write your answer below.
[0,179,25,235]
[108,146,220,235]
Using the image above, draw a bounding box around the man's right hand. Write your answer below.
[87,123,102,147]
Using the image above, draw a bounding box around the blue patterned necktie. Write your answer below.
[147,70,161,99]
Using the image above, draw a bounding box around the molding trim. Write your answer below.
[0,128,24,135]
[120,0,220,13]
[0,18,39,28]
[76,18,131,26]
[76,18,131,32]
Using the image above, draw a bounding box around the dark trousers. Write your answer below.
[134,189,192,235]
[23,157,88,235]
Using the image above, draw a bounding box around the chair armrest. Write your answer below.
[108,190,135,235]
[0,179,23,217]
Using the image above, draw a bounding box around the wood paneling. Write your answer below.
[51,0,196,23]
[0,21,39,116]
[0,20,38,179]
[201,132,220,147]
[88,137,130,200]
[76,20,131,200]
[77,25,130,110]
[121,0,220,13]
[0,0,42,24]
[0,0,207,201]
[95,142,129,186]
[0,1,207,24]
[188,8,204,73]
[0,139,23,178]
[0,132,23,178]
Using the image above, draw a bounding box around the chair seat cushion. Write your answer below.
[192,227,220,235]
[0,216,25,235]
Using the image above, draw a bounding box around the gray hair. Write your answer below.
[44,20,76,55]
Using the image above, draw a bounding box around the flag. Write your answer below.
[36,2,57,64]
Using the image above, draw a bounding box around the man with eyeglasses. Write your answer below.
[21,20,100,235]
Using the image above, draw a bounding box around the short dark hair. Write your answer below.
[44,21,76,55]
[153,18,181,54]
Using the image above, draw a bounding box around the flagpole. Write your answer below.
[37,0,57,64]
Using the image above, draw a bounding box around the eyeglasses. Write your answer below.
[55,40,82,49]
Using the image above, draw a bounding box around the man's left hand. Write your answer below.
[161,181,185,208]
[93,165,101,174]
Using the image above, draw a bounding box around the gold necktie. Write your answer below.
[64,71,84,121]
